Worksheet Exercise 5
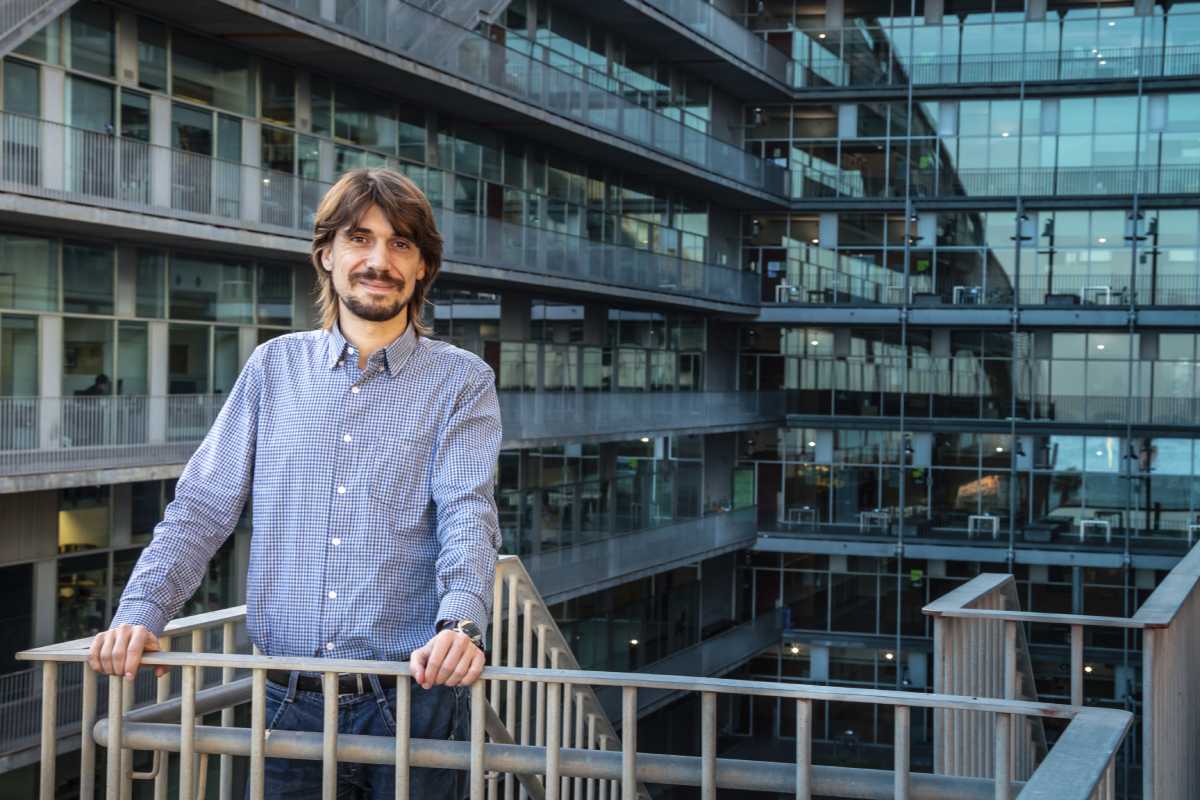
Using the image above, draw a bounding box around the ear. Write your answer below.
[320,247,333,273]
[417,259,427,282]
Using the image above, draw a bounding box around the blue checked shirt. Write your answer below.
[112,324,503,662]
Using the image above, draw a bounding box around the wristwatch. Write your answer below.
[438,619,486,655]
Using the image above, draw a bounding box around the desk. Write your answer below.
[1080,285,1113,305]
[1078,518,1112,543]
[786,507,818,528]
[952,285,982,305]
[967,514,1000,540]
[859,510,890,534]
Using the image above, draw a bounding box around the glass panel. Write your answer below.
[170,255,253,323]
[120,89,150,141]
[171,30,255,115]
[311,74,332,136]
[136,249,165,318]
[257,264,293,325]
[217,114,241,163]
[0,563,33,672]
[67,75,113,132]
[260,60,295,126]
[63,317,113,397]
[0,315,38,395]
[0,233,57,310]
[67,2,114,78]
[213,326,240,395]
[62,242,114,314]
[56,551,108,639]
[117,321,148,395]
[172,103,212,154]
[261,125,294,173]
[136,17,167,92]
[129,481,161,544]
[3,58,39,116]
[168,324,209,394]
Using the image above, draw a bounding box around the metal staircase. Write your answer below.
[0,0,79,59]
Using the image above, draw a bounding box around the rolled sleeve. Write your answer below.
[431,364,502,643]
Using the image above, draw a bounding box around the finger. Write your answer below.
[423,635,452,690]
[436,638,468,686]
[410,646,428,687]
[109,625,133,678]
[462,650,485,687]
[87,632,105,673]
[445,648,473,687]
[102,627,126,676]
[125,627,147,679]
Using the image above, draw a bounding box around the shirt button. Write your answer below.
[325,642,335,651]
[331,537,341,546]
[328,590,337,599]
[337,486,346,495]
[351,386,360,394]
[342,434,352,443]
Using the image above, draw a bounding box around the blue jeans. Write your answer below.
[255,672,468,799]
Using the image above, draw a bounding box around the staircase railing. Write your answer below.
[922,542,1200,799]
[0,0,79,58]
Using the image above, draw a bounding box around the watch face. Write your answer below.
[459,621,483,640]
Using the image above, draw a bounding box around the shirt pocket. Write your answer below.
[368,432,436,527]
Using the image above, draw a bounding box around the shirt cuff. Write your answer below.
[437,591,489,641]
[110,600,169,637]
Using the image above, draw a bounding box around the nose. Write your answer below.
[366,237,390,269]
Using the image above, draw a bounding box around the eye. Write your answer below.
[348,234,367,244]
[392,240,411,250]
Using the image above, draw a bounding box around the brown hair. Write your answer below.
[310,168,443,335]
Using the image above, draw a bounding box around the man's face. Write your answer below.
[321,204,427,324]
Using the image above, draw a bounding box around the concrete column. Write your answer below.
[241,119,262,224]
[600,443,618,535]
[150,94,172,207]
[32,558,58,646]
[110,483,132,549]
[318,138,336,183]
[114,244,137,317]
[499,292,531,341]
[424,111,440,167]
[40,66,65,191]
[38,315,62,449]
[147,320,168,443]
[238,326,257,365]
[115,9,139,85]
[295,71,312,134]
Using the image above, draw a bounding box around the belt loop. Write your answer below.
[367,673,388,707]
[356,673,364,695]
[285,671,300,704]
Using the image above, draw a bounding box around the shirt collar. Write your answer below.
[325,322,418,377]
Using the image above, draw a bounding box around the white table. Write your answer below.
[952,285,982,305]
[967,514,1000,540]
[786,507,818,527]
[1080,285,1113,305]
[859,510,891,533]
[1078,518,1112,543]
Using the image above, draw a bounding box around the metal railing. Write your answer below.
[17,569,1133,800]
[0,0,78,57]
[922,542,1200,799]
[637,0,791,85]
[257,0,787,196]
[0,111,757,307]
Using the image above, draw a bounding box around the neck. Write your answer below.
[337,305,410,369]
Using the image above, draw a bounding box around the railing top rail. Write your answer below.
[1016,707,1132,800]
[928,606,1145,630]
[1131,539,1200,627]
[922,572,1013,616]
[17,645,1081,720]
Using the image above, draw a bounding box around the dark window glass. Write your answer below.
[120,90,150,141]
[260,60,295,126]
[62,241,114,314]
[3,59,39,116]
[67,2,114,78]
[137,17,167,92]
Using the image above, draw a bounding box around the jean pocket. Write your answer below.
[265,690,293,734]
[376,694,399,737]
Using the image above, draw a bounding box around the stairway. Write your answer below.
[0,0,79,59]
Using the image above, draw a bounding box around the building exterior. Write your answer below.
[0,0,1194,797]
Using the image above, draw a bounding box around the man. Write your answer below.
[76,373,111,396]
[88,168,503,799]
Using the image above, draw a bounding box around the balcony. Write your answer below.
[0,112,756,311]
[0,392,786,488]
[167,0,787,199]
[16,555,1132,800]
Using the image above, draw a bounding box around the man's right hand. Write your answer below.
[87,623,166,679]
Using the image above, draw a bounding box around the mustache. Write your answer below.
[351,268,405,289]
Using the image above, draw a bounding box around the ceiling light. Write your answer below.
[1108,20,1116,26]
[811,237,819,244]
[1097,237,1107,243]
[996,447,1005,453]
[884,651,895,661]
[639,436,650,443]
[629,639,639,646]
[1096,450,1104,457]
[808,441,816,447]
[1001,131,1010,138]
[1097,344,1106,350]
[789,644,801,655]
[810,340,820,346]
[1084,664,1095,673]
[818,33,827,39]
[1099,59,1107,65]
[1092,48,1099,54]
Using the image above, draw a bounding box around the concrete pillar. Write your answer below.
[600,443,618,534]
[499,292,531,341]
[115,9,138,85]
[110,483,132,549]
[295,71,312,134]
[40,66,65,192]
[32,559,58,646]
[147,320,168,443]
[238,326,257,366]
[115,244,137,317]
[318,138,336,183]
[241,119,262,224]
[38,315,62,449]
[150,94,171,208]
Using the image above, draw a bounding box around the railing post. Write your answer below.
[250,669,266,800]
[81,665,97,800]
[546,682,561,800]
[396,674,411,800]
[106,673,123,800]
[621,687,636,800]
[154,637,172,800]
[220,622,235,800]
[1142,627,1155,800]
[796,699,811,800]
[895,705,910,800]
[179,665,196,800]
[39,661,57,800]
[471,679,486,800]
[505,574,520,800]
[322,672,337,800]
[573,692,585,799]
[700,692,716,800]
[995,713,1011,800]
[1070,624,1084,706]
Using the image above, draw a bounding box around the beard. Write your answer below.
[337,268,410,323]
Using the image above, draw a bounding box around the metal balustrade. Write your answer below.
[0,392,784,480]
[923,542,1200,799]
[17,554,1132,800]
[0,0,79,57]
[635,0,791,85]
[0,111,756,307]
[255,0,786,197]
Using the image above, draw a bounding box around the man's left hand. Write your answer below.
[410,629,485,690]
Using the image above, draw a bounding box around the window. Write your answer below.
[169,255,252,323]
[135,249,165,318]
[311,74,332,136]
[62,317,113,397]
[66,2,114,78]
[171,30,255,116]
[0,315,38,396]
[3,58,39,116]
[117,321,148,395]
[56,552,109,640]
[257,264,292,325]
[67,75,113,132]
[260,60,294,126]
[120,90,150,141]
[213,326,240,395]
[0,233,56,310]
[168,324,209,394]
[62,242,114,314]
[334,85,397,154]
[137,17,168,92]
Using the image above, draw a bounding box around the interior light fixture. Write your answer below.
[1097,343,1106,350]
[1084,664,1095,673]
[1099,60,1107,65]
[1108,20,1116,26]
[789,644,801,655]
[818,32,827,39]
[1001,131,1010,138]
[1097,237,1107,243]
[808,441,816,448]
[810,339,820,346]
[811,237,820,244]
[884,652,895,661]
[996,446,1005,453]
[639,436,651,443]
[629,639,639,646]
